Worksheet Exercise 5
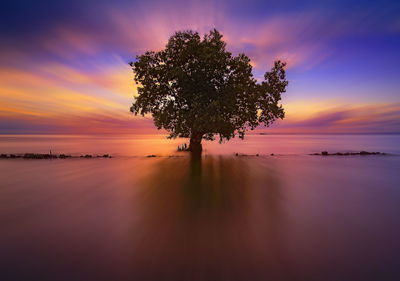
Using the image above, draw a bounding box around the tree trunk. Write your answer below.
[188,132,203,156]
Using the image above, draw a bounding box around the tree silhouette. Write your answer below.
[130,29,288,155]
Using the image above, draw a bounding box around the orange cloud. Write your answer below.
[262,103,400,134]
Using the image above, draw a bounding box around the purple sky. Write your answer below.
[1,0,399,134]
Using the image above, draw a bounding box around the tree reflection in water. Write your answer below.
[130,155,290,281]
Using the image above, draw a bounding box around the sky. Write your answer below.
[1,0,400,135]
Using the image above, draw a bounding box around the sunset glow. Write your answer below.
[1,0,399,134]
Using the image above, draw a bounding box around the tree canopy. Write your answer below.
[130,29,288,154]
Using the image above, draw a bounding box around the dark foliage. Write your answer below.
[130,29,288,153]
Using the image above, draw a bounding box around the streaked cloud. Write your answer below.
[265,103,400,134]
[0,0,399,134]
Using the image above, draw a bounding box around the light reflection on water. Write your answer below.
[1,134,400,156]
[1,154,400,280]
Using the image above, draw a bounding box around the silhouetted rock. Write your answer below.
[24,153,35,159]
[147,155,157,158]
[312,151,385,156]
[59,154,71,159]
[2,152,113,159]
[96,154,112,158]
[270,153,274,156]
[23,153,57,159]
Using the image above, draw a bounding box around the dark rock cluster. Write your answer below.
[23,153,58,159]
[235,153,260,157]
[312,151,385,156]
[80,154,93,158]
[97,154,111,158]
[59,154,72,159]
[1,154,22,158]
[1,153,111,159]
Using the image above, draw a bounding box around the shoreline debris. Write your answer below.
[312,151,386,156]
[0,153,112,159]
[177,143,188,151]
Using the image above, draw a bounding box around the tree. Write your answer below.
[130,29,288,155]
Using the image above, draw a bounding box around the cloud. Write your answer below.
[263,103,400,134]
[0,0,399,135]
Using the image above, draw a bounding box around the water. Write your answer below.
[1,133,400,156]
[1,134,400,280]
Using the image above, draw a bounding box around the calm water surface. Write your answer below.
[0,133,400,155]
[0,134,400,280]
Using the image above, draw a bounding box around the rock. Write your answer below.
[23,153,35,159]
[270,153,274,156]
[147,155,157,158]
[97,154,111,158]
[0,154,8,158]
[23,153,59,159]
[59,154,71,159]
[84,154,92,158]
[256,154,259,156]
[312,151,385,156]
